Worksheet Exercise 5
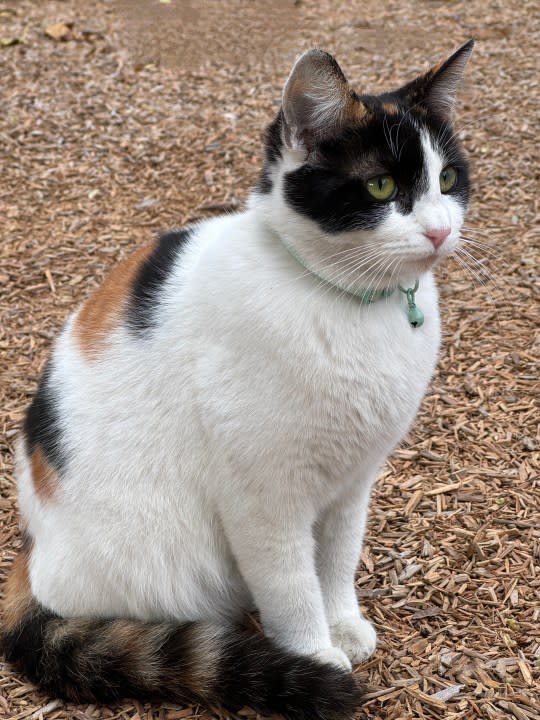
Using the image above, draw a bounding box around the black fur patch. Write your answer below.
[2,604,58,691]
[2,605,361,720]
[214,628,361,720]
[257,111,283,194]
[23,361,66,472]
[128,228,193,334]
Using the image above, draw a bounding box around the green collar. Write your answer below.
[281,238,396,304]
[280,237,424,328]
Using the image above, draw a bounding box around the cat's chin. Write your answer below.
[399,252,447,279]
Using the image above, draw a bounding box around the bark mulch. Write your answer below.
[0,1,538,719]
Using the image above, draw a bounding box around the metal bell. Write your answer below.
[407,305,424,328]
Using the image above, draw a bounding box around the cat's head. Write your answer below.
[253,42,474,290]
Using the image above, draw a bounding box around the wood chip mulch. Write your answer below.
[0,1,538,719]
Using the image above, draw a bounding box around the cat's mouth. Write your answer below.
[405,238,458,271]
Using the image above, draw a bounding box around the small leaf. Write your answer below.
[0,36,20,47]
[501,632,517,648]
[45,22,73,41]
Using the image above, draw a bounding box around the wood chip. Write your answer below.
[431,684,465,702]
[44,22,73,41]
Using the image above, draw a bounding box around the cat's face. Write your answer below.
[256,43,473,289]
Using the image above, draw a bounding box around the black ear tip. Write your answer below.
[442,39,474,70]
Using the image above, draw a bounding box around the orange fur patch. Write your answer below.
[2,548,32,631]
[344,94,369,124]
[31,446,59,501]
[75,242,156,358]
[382,102,399,115]
[429,58,446,76]
[186,623,222,695]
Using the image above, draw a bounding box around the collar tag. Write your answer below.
[399,280,424,328]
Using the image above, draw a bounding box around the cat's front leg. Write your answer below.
[219,498,352,671]
[316,479,377,664]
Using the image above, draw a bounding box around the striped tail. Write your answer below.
[2,555,361,719]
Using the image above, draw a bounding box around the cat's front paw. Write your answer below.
[330,616,377,664]
[313,645,353,672]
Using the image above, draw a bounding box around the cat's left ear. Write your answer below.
[401,40,474,120]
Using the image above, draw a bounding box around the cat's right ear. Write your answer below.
[281,49,366,152]
[400,40,474,121]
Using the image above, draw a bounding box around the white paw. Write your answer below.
[313,645,353,672]
[330,616,377,664]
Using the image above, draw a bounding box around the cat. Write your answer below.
[2,41,473,720]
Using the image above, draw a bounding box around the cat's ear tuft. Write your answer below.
[281,49,365,151]
[403,40,474,120]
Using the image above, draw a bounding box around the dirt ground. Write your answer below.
[0,1,538,719]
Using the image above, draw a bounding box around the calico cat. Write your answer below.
[2,41,473,719]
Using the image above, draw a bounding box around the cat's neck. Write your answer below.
[247,199,424,326]
[276,229,398,305]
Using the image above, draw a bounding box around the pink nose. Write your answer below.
[425,227,451,249]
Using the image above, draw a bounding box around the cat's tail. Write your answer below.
[2,554,361,720]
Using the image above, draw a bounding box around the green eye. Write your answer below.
[366,175,396,201]
[440,166,458,193]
